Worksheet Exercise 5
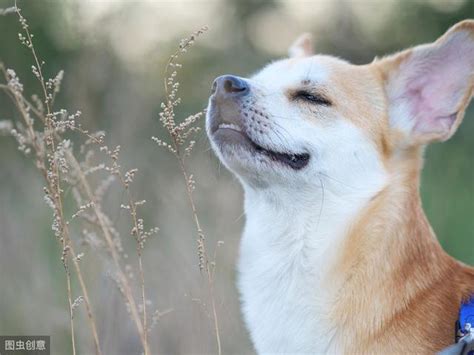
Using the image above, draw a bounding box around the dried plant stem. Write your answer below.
[0,82,93,355]
[70,248,102,355]
[4,5,155,354]
[65,263,76,355]
[6,67,148,355]
[14,4,76,353]
[114,166,150,355]
[51,144,77,355]
[66,153,150,355]
[138,254,148,354]
[46,130,78,355]
[156,27,222,355]
[68,125,154,354]
[177,157,221,355]
[6,4,104,353]
[122,186,149,355]
[0,68,103,355]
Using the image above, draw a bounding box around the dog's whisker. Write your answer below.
[318,172,361,190]
[234,211,245,223]
[315,175,325,235]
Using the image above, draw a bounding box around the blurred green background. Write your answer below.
[0,0,472,354]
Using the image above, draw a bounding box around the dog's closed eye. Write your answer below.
[292,90,332,106]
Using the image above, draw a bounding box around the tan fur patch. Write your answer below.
[326,164,474,353]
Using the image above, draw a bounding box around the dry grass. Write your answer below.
[0,4,217,355]
[153,26,222,355]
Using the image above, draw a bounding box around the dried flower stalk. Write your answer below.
[0,4,159,355]
[153,26,223,355]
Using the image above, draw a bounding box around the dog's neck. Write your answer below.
[240,150,398,278]
[238,150,467,352]
[240,178,377,276]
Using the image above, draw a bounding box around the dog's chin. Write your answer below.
[209,126,310,173]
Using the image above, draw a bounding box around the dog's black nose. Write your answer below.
[212,75,249,98]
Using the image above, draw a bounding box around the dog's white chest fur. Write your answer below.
[238,225,335,354]
[237,167,386,354]
[237,192,352,353]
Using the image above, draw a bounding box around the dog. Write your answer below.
[206,20,474,354]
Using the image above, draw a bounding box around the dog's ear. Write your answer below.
[378,20,474,145]
[289,33,313,58]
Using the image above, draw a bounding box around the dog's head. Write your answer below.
[206,21,473,191]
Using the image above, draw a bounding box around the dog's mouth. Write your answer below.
[212,122,310,170]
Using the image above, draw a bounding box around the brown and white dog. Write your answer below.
[206,21,474,354]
